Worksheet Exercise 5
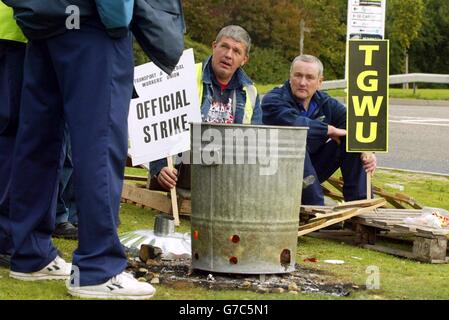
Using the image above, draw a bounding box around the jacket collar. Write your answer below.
[202,56,253,87]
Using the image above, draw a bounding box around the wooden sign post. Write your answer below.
[166,156,180,226]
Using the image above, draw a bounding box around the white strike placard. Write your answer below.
[128,49,201,166]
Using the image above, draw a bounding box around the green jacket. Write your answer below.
[0,2,26,43]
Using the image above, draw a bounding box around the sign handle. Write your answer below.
[167,156,180,226]
[365,152,374,200]
[367,172,372,200]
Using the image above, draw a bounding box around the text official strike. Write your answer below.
[135,89,191,143]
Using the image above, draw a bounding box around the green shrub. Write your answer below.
[244,47,290,84]
[134,37,290,85]
[184,36,212,63]
[133,36,212,67]
[184,38,291,84]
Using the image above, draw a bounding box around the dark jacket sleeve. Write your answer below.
[149,158,167,177]
[328,98,347,129]
[261,88,328,141]
[250,94,263,125]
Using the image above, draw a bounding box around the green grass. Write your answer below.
[372,170,449,209]
[256,84,449,100]
[1,168,448,300]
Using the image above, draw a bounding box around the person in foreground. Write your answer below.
[0,1,26,268]
[3,0,154,299]
[262,54,376,205]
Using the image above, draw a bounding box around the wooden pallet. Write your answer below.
[121,182,192,218]
[350,208,449,263]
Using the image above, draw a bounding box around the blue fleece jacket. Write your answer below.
[261,80,347,154]
[2,0,133,39]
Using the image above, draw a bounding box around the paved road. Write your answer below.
[376,104,449,175]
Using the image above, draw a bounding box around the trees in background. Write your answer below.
[294,0,347,79]
[386,0,425,75]
[133,0,445,84]
[409,0,449,76]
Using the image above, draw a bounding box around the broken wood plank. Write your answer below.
[326,177,423,209]
[298,199,386,236]
[300,206,333,215]
[121,183,172,214]
[333,198,385,210]
[326,177,344,192]
[321,184,344,201]
[306,199,387,224]
[298,219,328,232]
[393,193,423,209]
[124,174,148,182]
[308,209,358,223]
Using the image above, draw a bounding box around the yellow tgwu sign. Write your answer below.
[347,40,389,152]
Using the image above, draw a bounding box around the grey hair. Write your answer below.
[215,25,252,56]
[290,54,324,77]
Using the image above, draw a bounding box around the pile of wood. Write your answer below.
[323,177,422,209]
[298,198,387,236]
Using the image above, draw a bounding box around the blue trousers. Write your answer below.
[0,41,26,255]
[301,140,367,205]
[9,21,134,286]
[55,124,78,226]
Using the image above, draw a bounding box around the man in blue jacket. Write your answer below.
[150,25,262,191]
[262,54,376,205]
[3,0,155,299]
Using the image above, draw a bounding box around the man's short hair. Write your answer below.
[215,25,252,56]
[290,54,324,78]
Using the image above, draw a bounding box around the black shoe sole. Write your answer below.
[52,234,78,240]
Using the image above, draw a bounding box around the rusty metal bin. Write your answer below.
[190,123,308,274]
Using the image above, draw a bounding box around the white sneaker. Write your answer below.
[10,256,71,281]
[67,271,156,300]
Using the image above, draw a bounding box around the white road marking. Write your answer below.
[389,116,449,127]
